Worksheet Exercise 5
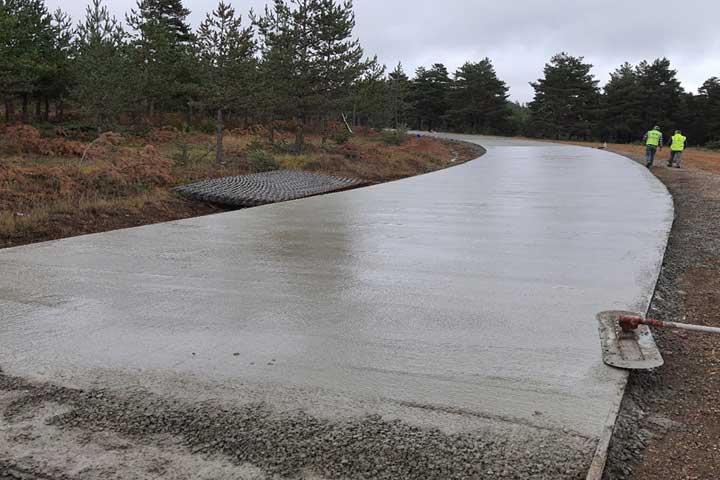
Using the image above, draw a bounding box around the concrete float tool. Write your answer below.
[597,310,720,370]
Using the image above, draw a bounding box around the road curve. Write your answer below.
[0,135,673,479]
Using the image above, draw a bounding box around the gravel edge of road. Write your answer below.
[599,154,720,479]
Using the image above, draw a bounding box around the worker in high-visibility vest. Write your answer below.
[643,126,663,168]
[668,130,687,168]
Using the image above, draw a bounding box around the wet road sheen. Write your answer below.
[0,135,672,458]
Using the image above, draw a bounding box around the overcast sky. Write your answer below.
[45,0,720,103]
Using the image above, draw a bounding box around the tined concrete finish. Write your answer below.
[0,135,673,479]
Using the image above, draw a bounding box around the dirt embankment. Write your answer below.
[0,126,483,250]
[579,147,720,480]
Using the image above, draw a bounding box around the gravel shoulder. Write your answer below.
[596,150,720,479]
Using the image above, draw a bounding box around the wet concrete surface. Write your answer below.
[0,134,673,478]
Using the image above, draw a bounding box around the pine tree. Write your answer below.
[314,0,367,137]
[602,63,643,142]
[447,58,510,133]
[74,0,129,128]
[37,9,75,122]
[255,0,369,151]
[126,0,196,119]
[254,0,310,149]
[197,1,256,163]
[133,0,192,44]
[387,62,410,128]
[0,0,55,122]
[409,63,450,131]
[529,53,600,140]
[350,58,387,128]
[634,58,685,137]
[699,77,720,142]
[682,92,706,146]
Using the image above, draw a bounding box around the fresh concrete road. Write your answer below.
[0,135,673,479]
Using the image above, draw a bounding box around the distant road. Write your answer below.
[0,134,673,479]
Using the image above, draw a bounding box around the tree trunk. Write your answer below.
[44,97,50,122]
[57,99,65,123]
[4,97,15,123]
[215,108,224,164]
[21,94,29,123]
[320,114,327,145]
[35,97,41,121]
[268,120,275,145]
[294,115,304,153]
[185,103,193,127]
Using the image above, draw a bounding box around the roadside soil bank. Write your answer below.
[568,145,720,480]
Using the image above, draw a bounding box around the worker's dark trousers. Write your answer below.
[645,145,658,168]
[669,150,683,168]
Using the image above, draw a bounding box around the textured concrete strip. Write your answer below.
[174,170,363,207]
[0,135,673,479]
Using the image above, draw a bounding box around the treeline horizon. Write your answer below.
[2,0,719,158]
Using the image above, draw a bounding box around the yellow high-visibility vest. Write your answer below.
[671,134,687,151]
[646,130,662,146]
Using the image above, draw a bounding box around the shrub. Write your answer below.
[35,123,57,138]
[57,122,99,140]
[247,149,279,172]
[271,139,294,154]
[97,131,124,146]
[148,127,180,143]
[246,139,268,152]
[339,143,361,160]
[331,130,352,145]
[172,142,192,165]
[117,123,152,138]
[0,125,85,156]
[196,121,216,135]
[277,154,308,170]
[302,160,322,171]
[378,126,409,146]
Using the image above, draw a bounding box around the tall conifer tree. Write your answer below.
[197,1,256,163]
[529,53,600,139]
